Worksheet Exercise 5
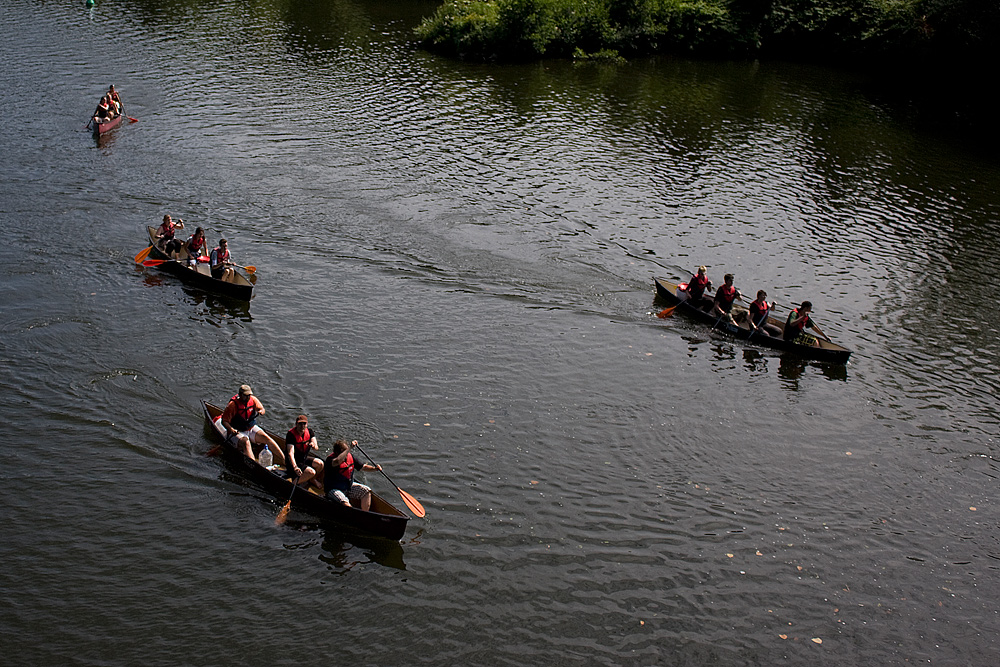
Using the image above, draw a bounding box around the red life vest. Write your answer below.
[188,235,206,253]
[749,299,770,324]
[786,308,810,334]
[716,284,737,310]
[159,221,176,240]
[687,274,710,299]
[228,395,257,430]
[286,427,313,458]
[337,452,356,482]
[212,247,230,265]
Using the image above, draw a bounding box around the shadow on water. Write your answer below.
[181,286,253,323]
[316,526,407,571]
[93,128,119,152]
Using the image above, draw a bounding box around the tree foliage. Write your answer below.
[415,0,999,65]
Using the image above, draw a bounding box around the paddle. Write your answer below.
[811,322,833,343]
[233,264,256,274]
[354,443,426,518]
[275,477,299,526]
[656,305,677,319]
[134,246,153,264]
[657,276,697,318]
[746,307,770,342]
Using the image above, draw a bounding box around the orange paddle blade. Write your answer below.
[656,306,677,319]
[243,265,256,273]
[398,488,426,518]
[205,445,221,457]
[275,500,292,526]
[142,259,170,267]
[134,246,152,264]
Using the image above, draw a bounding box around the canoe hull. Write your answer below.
[144,226,254,301]
[202,401,409,540]
[653,277,852,363]
[92,113,123,135]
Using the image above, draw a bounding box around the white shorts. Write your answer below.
[229,424,263,442]
[329,482,371,505]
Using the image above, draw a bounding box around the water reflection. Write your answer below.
[181,286,253,323]
[135,267,253,321]
[317,526,407,571]
[777,353,849,385]
[93,129,119,152]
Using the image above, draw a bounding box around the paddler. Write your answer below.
[324,439,382,511]
[221,385,279,461]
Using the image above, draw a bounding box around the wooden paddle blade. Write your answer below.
[656,306,676,319]
[275,500,292,525]
[134,246,152,264]
[398,487,426,518]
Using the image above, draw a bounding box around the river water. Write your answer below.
[2,1,999,665]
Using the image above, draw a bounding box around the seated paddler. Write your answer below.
[324,439,381,511]
[221,384,279,461]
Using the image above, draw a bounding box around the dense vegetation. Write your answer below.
[414,0,999,66]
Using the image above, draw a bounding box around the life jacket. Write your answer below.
[228,395,257,431]
[336,452,356,482]
[749,299,770,325]
[286,427,313,458]
[716,284,737,310]
[784,308,810,340]
[211,247,230,266]
[159,221,176,240]
[187,235,206,254]
[687,274,710,299]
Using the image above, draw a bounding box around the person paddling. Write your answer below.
[324,439,381,511]
[680,266,714,311]
[156,214,185,258]
[210,238,236,283]
[710,273,741,324]
[185,227,208,265]
[221,385,279,461]
[285,415,324,491]
[745,290,782,337]
[107,85,122,114]
[783,301,820,345]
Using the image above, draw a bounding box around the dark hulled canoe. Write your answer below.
[653,277,852,364]
[202,401,410,540]
[92,112,123,135]
[144,226,254,301]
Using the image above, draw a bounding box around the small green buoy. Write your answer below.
[86,0,95,6]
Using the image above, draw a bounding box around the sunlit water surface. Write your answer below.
[2,1,999,665]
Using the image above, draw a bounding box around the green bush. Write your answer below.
[415,0,1000,64]
[416,0,741,60]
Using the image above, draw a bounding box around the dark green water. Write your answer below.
[2,0,999,664]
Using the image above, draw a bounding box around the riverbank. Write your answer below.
[415,0,996,66]
[415,0,999,146]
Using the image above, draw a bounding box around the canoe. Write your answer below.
[653,277,852,364]
[202,401,410,540]
[92,112,123,135]
[144,226,254,301]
